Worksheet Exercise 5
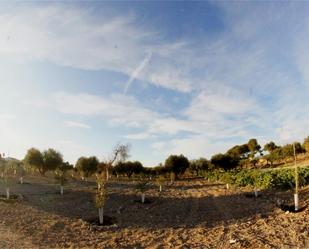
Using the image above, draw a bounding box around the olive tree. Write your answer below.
[44,149,63,172]
[84,143,129,224]
[75,156,99,180]
[1,160,15,199]
[189,158,210,177]
[18,163,26,184]
[263,141,279,153]
[7,159,24,184]
[165,154,189,179]
[55,162,73,195]
[24,148,44,175]
[24,148,63,176]
[156,175,165,192]
[95,173,108,224]
[135,180,148,203]
[248,138,261,158]
[114,161,144,179]
[211,153,238,171]
[227,144,250,159]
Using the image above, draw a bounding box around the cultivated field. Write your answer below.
[0,176,308,249]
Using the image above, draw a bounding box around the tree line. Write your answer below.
[1,136,309,182]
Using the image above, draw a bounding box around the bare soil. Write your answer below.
[0,175,308,248]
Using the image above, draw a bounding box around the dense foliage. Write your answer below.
[75,156,99,178]
[205,167,309,190]
[164,154,190,177]
[113,161,144,178]
[24,148,63,175]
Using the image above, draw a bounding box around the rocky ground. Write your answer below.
[0,175,308,248]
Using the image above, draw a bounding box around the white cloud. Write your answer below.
[47,90,265,148]
[64,121,91,129]
[152,136,236,160]
[54,140,96,163]
[124,133,156,140]
[51,92,196,136]
[185,87,258,121]
[2,3,309,164]
[0,5,192,92]
[0,113,16,120]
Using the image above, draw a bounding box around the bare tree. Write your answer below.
[104,143,130,181]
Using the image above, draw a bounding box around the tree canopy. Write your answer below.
[247,138,261,157]
[211,153,238,171]
[24,148,63,175]
[264,141,279,153]
[189,158,211,176]
[165,154,189,177]
[75,156,99,178]
[113,161,144,178]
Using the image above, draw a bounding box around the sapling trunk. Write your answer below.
[293,143,299,211]
[98,207,104,224]
[141,193,145,203]
[6,187,10,199]
[254,188,258,197]
[226,183,229,190]
[294,194,299,211]
[106,168,109,181]
[60,185,64,195]
[20,176,23,184]
[159,185,162,192]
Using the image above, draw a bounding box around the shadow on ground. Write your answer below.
[2,177,305,230]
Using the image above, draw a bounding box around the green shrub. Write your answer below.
[234,170,254,187]
[204,169,224,182]
[255,171,274,189]
[212,166,309,190]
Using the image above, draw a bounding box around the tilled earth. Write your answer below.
[0,175,308,248]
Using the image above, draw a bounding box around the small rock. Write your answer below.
[229,239,237,244]
[285,211,289,214]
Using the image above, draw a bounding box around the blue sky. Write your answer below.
[1,1,309,166]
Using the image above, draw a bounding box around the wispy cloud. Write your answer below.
[0,5,192,92]
[2,2,309,164]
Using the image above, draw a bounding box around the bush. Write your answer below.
[234,170,255,187]
[214,167,309,190]
[204,169,224,182]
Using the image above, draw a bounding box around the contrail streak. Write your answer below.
[124,51,152,94]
